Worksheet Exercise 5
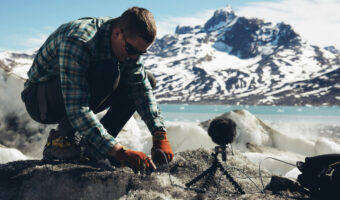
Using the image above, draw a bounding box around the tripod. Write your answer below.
[185,146,245,194]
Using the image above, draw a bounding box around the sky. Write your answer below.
[0,0,340,51]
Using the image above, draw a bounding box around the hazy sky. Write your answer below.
[1,0,339,51]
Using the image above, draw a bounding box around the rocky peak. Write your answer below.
[220,17,264,58]
[325,45,340,54]
[147,34,179,56]
[217,18,301,58]
[204,5,237,31]
[275,22,299,47]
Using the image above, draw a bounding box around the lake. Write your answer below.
[159,104,340,125]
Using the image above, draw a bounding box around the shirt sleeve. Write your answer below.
[58,37,117,157]
[123,58,166,134]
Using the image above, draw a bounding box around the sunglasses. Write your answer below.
[122,30,147,56]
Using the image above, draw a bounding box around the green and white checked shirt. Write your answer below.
[25,17,166,159]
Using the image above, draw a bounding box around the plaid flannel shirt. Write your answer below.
[24,17,166,159]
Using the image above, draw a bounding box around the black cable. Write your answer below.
[154,149,257,193]
[218,163,245,194]
[153,149,206,193]
[153,149,175,186]
[153,149,298,198]
[234,176,272,179]
[224,166,264,193]
[154,149,243,195]
[258,157,296,190]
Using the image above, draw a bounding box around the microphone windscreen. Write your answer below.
[208,118,236,146]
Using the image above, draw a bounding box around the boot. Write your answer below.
[43,129,81,160]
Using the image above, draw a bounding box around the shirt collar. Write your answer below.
[92,18,117,61]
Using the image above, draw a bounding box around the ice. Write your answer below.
[0,146,29,164]
[116,120,215,155]
[116,117,151,154]
[315,137,340,155]
[1,56,340,179]
[243,152,301,177]
[166,122,215,152]
[2,107,340,179]
[285,167,301,179]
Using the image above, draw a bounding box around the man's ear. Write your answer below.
[111,27,122,40]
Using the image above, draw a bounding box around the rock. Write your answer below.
[0,148,307,200]
[175,25,194,35]
[265,176,306,196]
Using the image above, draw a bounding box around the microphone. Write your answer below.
[208,118,236,146]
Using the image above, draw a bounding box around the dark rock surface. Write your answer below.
[175,25,194,35]
[0,148,308,200]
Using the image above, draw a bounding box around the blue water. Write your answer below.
[159,104,340,124]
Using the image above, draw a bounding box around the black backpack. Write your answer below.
[297,154,340,199]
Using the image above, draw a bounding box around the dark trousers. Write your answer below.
[21,65,139,139]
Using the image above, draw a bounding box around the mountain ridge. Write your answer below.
[143,6,340,105]
[1,6,339,106]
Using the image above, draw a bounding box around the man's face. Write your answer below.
[111,28,151,62]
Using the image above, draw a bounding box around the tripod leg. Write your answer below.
[200,165,217,192]
[185,166,214,187]
[218,162,245,194]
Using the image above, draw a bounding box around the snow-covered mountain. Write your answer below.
[0,50,34,79]
[1,6,340,105]
[144,6,340,105]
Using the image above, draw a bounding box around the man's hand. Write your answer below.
[114,146,156,174]
[151,131,174,164]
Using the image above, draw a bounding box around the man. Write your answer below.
[21,7,173,174]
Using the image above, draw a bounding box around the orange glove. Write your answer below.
[115,146,156,174]
[151,131,174,164]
